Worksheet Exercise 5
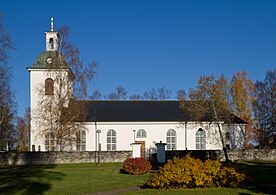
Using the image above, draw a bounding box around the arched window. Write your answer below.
[196,128,206,150]
[77,130,86,151]
[137,129,147,138]
[49,38,54,50]
[45,132,55,151]
[166,129,176,150]
[107,129,116,151]
[45,78,54,95]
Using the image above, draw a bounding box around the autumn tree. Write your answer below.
[0,14,16,151]
[254,70,276,147]
[17,108,30,152]
[230,71,255,148]
[181,75,233,161]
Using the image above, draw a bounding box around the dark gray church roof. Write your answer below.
[78,100,246,124]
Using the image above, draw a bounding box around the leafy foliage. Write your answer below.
[181,75,232,161]
[123,157,152,175]
[230,71,255,148]
[146,157,245,189]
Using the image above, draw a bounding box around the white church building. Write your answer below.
[28,19,246,154]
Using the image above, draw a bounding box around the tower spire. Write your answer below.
[51,17,54,32]
[45,17,58,51]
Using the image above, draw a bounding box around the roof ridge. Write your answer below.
[78,99,182,102]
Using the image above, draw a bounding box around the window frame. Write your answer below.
[77,130,86,151]
[136,129,147,138]
[49,38,54,50]
[196,128,206,150]
[45,132,55,151]
[45,78,54,95]
[107,129,116,151]
[166,129,176,150]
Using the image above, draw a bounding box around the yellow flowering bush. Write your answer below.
[146,157,245,189]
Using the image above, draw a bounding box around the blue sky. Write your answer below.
[1,0,276,116]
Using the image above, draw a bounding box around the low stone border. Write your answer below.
[0,151,132,165]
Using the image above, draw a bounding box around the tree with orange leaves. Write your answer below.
[230,71,255,148]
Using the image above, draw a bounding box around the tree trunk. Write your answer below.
[212,102,229,162]
[216,121,229,162]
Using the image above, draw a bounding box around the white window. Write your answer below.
[107,129,116,151]
[77,130,86,151]
[137,129,147,138]
[166,129,176,150]
[196,128,206,150]
[45,132,55,151]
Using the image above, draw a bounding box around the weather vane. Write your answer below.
[51,17,54,32]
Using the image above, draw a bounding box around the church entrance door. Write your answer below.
[136,141,145,158]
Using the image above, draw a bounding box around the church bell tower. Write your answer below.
[28,18,73,152]
[45,17,58,51]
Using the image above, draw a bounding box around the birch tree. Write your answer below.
[180,75,232,161]
[35,26,96,151]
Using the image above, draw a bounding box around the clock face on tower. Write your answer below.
[46,57,53,64]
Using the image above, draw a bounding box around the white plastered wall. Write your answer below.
[29,69,72,151]
[83,121,245,151]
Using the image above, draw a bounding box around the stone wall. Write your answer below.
[164,149,276,162]
[165,150,220,161]
[219,149,276,161]
[1,149,276,165]
[0,151,132,165]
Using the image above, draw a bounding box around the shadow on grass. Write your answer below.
[238,161,276,195]
[0,164,64,195]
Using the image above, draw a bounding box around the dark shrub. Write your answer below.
[123,157,152,175]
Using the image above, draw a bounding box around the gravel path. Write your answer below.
[87,186,142,195]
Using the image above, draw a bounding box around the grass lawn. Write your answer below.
[0,161,276,195]
[0,163,149,195]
